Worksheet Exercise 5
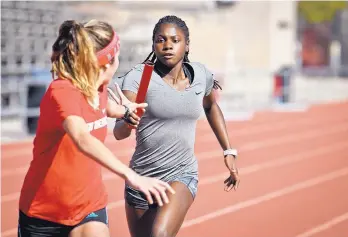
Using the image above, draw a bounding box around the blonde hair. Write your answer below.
[51,20,114,103]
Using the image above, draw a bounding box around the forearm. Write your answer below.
[204,102,232,150]
[113,120,132,140]
[106,99,126,118]
[77,134,133,179]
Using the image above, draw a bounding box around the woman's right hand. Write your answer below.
[126,172,175,206]
[108,84,146,129]
[107,83,131,106]
[122,103,147,128]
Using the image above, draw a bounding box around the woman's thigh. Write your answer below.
[69,207,109,237]
[125,203,157,237]
[69,222,109,237]
[151,181,194,237]
[125,177,197,237]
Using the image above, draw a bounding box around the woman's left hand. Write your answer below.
[107,82,133,106]
[223,155,240,192]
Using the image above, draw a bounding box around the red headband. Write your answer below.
[97,31,120,66]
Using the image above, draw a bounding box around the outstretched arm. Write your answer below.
[64,115,133,179]
[50,86,174,205]
[63,115,174,205]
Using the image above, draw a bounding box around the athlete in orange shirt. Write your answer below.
[18,19,175,237]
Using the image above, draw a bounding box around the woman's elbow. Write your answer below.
[113,127,129,140]
[113,132,124,140]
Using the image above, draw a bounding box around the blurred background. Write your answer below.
[1,0,348,143]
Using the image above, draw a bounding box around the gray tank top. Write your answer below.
[116,62,214,182]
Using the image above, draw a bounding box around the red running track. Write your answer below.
[2,101,348,237]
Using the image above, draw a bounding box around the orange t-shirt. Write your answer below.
[19,78,109,226]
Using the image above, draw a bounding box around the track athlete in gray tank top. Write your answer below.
[112,15,240,237]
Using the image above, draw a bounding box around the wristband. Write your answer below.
[122,105,137,126]
[122,105,130,120]
[223,148,238,158]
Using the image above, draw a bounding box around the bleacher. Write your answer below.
[1,1,63,74]
[1,1,152,135]
[1,1,65,119]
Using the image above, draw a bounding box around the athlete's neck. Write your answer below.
[155,60,185,84]
[96,77,106,92]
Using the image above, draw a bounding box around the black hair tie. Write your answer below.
[122,105,136,125]
[122,105,130,119]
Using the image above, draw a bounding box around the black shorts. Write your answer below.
[125,175,198,210]
[18,207,108,237]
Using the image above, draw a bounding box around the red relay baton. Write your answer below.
[135,62,154,117]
